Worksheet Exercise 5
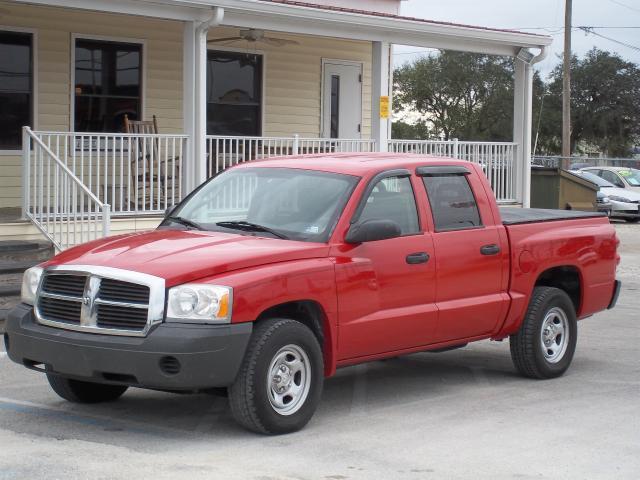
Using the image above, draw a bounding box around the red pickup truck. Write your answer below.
[6,154,620,434]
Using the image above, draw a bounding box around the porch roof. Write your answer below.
[15,0,552,56]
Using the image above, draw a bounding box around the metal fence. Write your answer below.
[27,131,188,215]
[389,139,519,203]
[22,127,111,251]
[206,135,377,176]
[533,156,640,169]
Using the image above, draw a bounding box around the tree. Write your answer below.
[393,51,539,142]
[538,48,640,157]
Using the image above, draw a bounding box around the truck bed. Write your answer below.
[499,207,607,226]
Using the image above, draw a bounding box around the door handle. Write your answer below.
[480,244,501,256]
[406,252,430,264]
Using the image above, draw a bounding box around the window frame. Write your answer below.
[206,46,266,137]
[70,33,146,134]
[417,166,484,233]
[350,168,422,237]
[0,26,37,155]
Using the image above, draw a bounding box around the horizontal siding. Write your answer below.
[208,27,373,138]
[0,2,184,209]
[0,7,375,211]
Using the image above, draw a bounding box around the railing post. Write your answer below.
[102,203,111,237]
[292,134,299,156]
[452,138,459,159]
[22,127,31,219]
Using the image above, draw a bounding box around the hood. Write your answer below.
[46,229,330,287]
[601,186,640,200]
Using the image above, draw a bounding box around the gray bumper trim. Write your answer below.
[4,304,252,390]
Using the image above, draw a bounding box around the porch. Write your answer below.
[0,0,551,249]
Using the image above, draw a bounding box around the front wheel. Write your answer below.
[46,374,128,403]
[228,319,323,434]
[510,286,578,379]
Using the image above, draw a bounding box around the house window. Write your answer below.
[0,31,33,150]
[74,39,142,132]
[330,75,340,139]
[207,50,263,136]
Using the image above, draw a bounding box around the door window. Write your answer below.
[0,31,33,149]
[599,170,625,188]
[207,50,263,136]
[74,39,142,132]
[422,175,482,231]
[358,176,420,235]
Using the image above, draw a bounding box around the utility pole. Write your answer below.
[562,0,572,169]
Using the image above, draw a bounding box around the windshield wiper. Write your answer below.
[216,221,289,240]
[167,216,206,231]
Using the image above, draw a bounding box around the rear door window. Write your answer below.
[421,174,482,231]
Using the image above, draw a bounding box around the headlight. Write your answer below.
[608,195,631,203]
[21,266,43,305]
[166,284,232,324]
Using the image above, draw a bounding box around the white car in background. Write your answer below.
[571,170,640,223]
[581,166,640,191]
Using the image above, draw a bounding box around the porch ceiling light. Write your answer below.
[516,48,535,64]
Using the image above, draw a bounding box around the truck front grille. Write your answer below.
[35,268,163,337]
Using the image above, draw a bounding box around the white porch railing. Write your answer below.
[23,127,111,251]
[207,135,377,176]
[388,139,519,203]
[27,130,188,215]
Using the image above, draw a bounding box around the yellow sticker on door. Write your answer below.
[380,96,390,119]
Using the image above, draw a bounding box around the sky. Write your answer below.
[394,0,640,79]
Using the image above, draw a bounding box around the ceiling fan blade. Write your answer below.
[261,37,300,47]
[207,37,243,44]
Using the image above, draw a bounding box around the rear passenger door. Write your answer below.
[418,166,508,342]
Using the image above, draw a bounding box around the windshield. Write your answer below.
[617,168,640,186]
[168,167,359,242]
[575,171,615,188]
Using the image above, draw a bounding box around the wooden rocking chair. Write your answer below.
[124,114,180,211]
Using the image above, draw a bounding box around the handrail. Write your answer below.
[23,127,112,251]
[28,129,104,206]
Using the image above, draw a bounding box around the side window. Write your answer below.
[358,176,420,235]
[422,175,481,231]
[600,170,624,188]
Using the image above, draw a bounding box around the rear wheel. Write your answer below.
[46,374,128,403]
[228,318,323,434]
[510,287,577,379]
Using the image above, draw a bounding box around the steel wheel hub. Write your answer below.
[540,307,570,363]
[267,344,311,416]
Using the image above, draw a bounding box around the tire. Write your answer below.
[510,286,578,379]
[228,318,324,434]
[46,374,128,403]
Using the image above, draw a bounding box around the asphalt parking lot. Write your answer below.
[1,223,638,480]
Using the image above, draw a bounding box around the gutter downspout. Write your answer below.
[193,7,224,188]
[520,45,549,208]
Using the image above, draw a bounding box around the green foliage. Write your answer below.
[393,48,639,157]
[538,48,640,157]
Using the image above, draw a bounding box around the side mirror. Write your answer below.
[345,219,402,244]
[165,205,176,218]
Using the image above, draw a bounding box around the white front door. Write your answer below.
[322,61,362,139]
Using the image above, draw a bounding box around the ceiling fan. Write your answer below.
[208,29,300,47]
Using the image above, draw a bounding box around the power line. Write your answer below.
[608,0,640,14]
[579,26,640,52]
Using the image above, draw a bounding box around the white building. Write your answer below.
[0,0,551,249]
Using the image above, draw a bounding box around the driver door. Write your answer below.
[333,172,437,360]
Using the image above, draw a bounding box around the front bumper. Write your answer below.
[4,304,252,390]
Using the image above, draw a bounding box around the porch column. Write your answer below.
[183,21,197,194]
[513,58,533,207]
[372,41,392,152]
